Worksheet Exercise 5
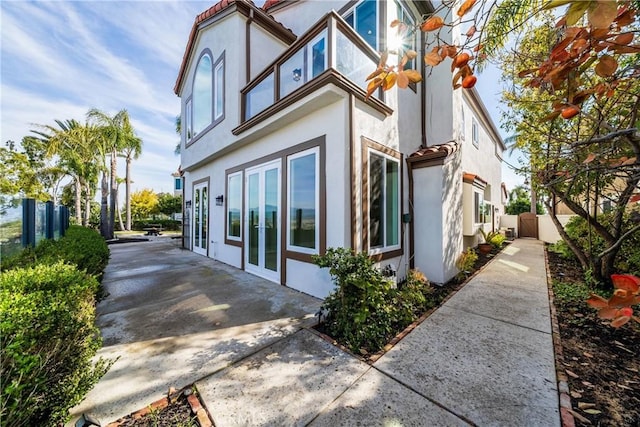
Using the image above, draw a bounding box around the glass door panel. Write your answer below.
[193,182,208,256]
[248,173,259,267]
[244,161,280,281]
[264,167,278,272]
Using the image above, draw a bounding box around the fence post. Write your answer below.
[21,198,36,248]
[60,206,69,236]
[45,201,55,239]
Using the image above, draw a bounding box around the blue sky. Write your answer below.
[1,0,522,197]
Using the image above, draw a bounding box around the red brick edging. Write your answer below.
[105,386,212,427]
[543,248,576,427]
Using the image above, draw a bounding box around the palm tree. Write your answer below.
[120,121,142,231]
[88,108,139,239]
[174,115,181,155]
[32,120,99,225]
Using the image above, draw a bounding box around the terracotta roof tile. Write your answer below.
[408,141,459,162]
[262,0,283,10]
[463,172,488,185]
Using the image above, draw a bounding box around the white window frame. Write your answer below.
[368,148,401,254]
[344,0,379,51]
[306,31,328,82]
[472,118,479,148]
[395,1,416,69]
[286,147,320,254]
[226,171,243,241]
[214,57,224,121]
[474,190,484,224]
[185,99,193,141]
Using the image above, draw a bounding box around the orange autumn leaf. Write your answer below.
[583,153,596,164]
[610,315,632,328]
[365,68,384,81]
[586,294,609,309]
[366,77,383,99]
[466,25,477,37]
[397,71,409,89]
[613,33,634,46]
[424,48,444,66]
[615,8,635,26]
[598,306,619,320]
[611,274,640,293]
[588,0,619,29]
[457,0,476,17]
[595,54,618,77]
[421,16,444,32]
[403,69,423,83]
[382,72,397,91]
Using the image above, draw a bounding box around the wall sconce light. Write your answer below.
[215,195,224,206]
[292,68,302,82]
[185,200,192,208]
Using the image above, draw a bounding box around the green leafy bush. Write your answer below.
[554,214,640,276]
[488,233,506,249]
[0,262,112,426]
[455,248,478,279]
[313,248,434,354]
[1,226,109,279]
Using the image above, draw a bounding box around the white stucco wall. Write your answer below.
[248,23,290,82]
[267,0,347,35]
[413,166,445,283]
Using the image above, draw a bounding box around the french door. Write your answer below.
[245,160,281,282]
[193,182,208,256]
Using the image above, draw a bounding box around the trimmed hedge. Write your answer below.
[0,262,112,426]
[131,219,181,231]
[1,225,109,279]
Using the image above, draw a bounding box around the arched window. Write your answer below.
[193,52,213,135]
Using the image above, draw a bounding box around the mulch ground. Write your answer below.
[547,250,640,426]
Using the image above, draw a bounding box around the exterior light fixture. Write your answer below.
[215,195,224,206]
[292,68,302,81]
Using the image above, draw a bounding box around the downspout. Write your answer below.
[407,158,415,269]
[420,29,427,148]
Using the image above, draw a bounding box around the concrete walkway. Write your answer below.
[196,238,560,426]
[72,238,559,426]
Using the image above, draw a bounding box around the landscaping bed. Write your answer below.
[313,244,505,361]
[547,249,640,426]
[106,388,208,427]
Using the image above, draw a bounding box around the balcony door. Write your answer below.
[245,160,281,282]
[192,182,208,256]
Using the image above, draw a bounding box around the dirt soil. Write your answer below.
[547,250,640,426]
[110,390,200,427]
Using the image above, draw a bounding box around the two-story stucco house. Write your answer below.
[174,0,505,299]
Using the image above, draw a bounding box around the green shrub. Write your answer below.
[394,270,434,327]
[0,262,112,426]
[313,248,434,354]
[131,219,181,231]
[488,233,506,249]
[554,214,640,276]
[1,226,109,280]
[456,248,478,279]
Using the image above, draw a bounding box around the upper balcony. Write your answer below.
[234,11,391,135]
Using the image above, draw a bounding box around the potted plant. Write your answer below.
[477,227,496,254]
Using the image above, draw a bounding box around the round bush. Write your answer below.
[0,262,111,426]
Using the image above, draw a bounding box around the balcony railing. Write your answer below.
[241,11,382,123]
